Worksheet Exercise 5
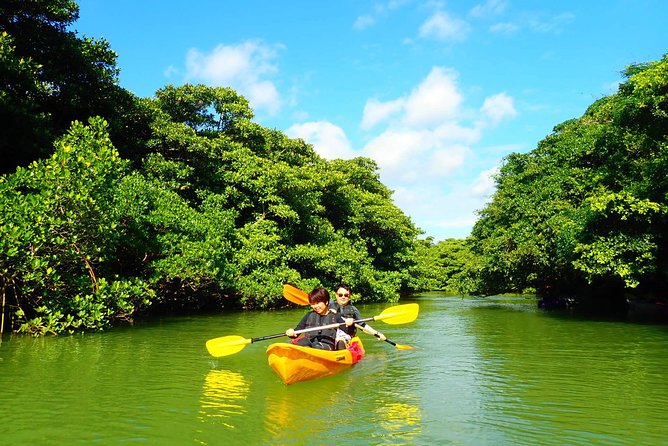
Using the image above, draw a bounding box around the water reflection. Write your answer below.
[259,345,424,444]
[374,401,422,444]
[358,347,424,444]
[463,296,668,445]
[262,379,341,443]
[4,296,668,444]
[199,369,250,428]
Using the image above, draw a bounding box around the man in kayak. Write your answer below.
[285,287,354,350]
[329,283,386,350]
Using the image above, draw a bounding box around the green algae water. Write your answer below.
[2,293,668,445]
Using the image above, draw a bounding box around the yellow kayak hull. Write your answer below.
[266,337,365,385]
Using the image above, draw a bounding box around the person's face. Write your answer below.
[311,300,328,315]
[335,288,351,307]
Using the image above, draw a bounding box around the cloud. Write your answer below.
[184,40,283,115]
[285,121,354,159]
[489,22,519,34]
[418,11,471,41]
[353,14,376,30]
[362,67,464,130]
[291,66,517,240]
[480,92,517,127]
[354,0,410,30]
[362,126,474,184]
[471,166,499,196]
[391,183,485,239]
[486,11,575,36]
[470,0,507,18]
[246,80,282,114]
[361,98,405,130]
[403,67,463,126]
[363,128,433,177]
[527,12,575,33]
[428,146,470,177]
[163,65,179,78]
[432,121,481,144]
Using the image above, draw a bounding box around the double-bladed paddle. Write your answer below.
[282,283,416,350]
[205,302,419,358]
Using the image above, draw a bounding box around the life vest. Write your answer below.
[331,303,362,336]
[303,311,340,344]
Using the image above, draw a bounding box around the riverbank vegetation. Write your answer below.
[1,2,667,334]
[451,53,668,315]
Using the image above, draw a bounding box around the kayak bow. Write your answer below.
[266,337,365,385]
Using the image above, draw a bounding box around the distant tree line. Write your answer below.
[2,1,667,334]
[452,54,668,314]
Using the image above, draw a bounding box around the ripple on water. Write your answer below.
[3,297,668,444]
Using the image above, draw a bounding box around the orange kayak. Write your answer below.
[266,337,365,385]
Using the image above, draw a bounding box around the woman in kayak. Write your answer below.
[329,283,386,349]
[285,287,353,350]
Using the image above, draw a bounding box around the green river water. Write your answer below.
[2,293,667,445]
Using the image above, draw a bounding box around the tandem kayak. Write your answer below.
[266,337,365,385]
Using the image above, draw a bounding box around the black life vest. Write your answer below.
[330,303,363,336]
[303,311,340,344]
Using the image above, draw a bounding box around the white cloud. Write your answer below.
[363,128,431,174]
[528,12,575,34]
[361,98,405,130]
[403,67,463,126]
[353,14,375,30]
[184,40,283,115]
[362,128,473,184]
[288,66,517,240]
[361,67,464,129]
[163,65,179,78]
[471,167,498,196]
[489,22,519,34]
[432,121,481,144]
[418,11,470,41]
[354,0,410,30]
[285,121,354,159]
[427,146,470,177]
[470,0,507,18]
[486,12,575,36]
[246,80,281,115]
[480,92,517,127]
[391,183,485,239]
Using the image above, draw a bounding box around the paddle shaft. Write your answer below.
[282,283,415,349]
[252,316,376,343]
[354,322,390,344]
[206,302,417,357]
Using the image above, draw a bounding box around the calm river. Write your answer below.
[2,293,667,445]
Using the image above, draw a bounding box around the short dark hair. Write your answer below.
[334,283,352,294]
[308,287,330,304]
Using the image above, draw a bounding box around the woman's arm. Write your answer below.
[286,312,310,337]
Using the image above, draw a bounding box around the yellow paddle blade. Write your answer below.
[375,303,419,325]
[283,283,309,305]
[206,335,252,358]
[393,343,415,350]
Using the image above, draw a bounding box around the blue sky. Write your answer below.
[74,0,667,241]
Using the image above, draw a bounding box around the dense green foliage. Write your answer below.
[406,238,474,293]
[0,1,423,334]
[458,54,668,306]
[2,1,667,334]
[0,0,146,172]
